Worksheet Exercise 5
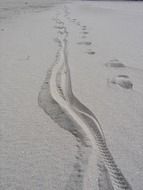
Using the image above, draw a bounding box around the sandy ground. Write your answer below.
[0,2,77,190]
[0,1,143,190]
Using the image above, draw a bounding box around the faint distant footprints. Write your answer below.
[105,59,133,90]
[98,162,114,190]
[82,26,87,30]
[55,26,64,30]
[80,26,88,39]
[53,17,67,38]
[72,18,77,22]
[70,18,80,26]
[65,143,90,190]
[77,40,96,56]
[79,25,96,55]
[105,59,125,68]
[65,15,96,55]
[64,9,96,54]
[54,19,64,30]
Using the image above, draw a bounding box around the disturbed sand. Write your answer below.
[0,1,143,190]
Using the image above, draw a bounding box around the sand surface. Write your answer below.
[0,1,143,190]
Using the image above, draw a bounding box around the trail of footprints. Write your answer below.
[64,11,96,56]
[65,11,134,91]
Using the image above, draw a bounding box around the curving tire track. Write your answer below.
[39,15,132,190]
[38,19,92,190]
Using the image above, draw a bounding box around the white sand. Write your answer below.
[0,1,143,190]
[67,2,143,190]
[0,2,77,190]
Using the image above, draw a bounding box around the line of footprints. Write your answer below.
[55,8,133,90]
[64,8,134,90]
[64,8,96,56]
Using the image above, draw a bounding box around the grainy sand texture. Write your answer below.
[0,1,143,190]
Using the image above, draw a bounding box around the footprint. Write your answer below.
[77,41,92,46]
[105,59,125,68]
[85,42,92,45]
[86,50,96,55]
[54,26,64,30]
[117,75,129,78]
[72,18,76,22]
[82,31,88,35]
[106,59,143,73]
[82,26,87,31]
[109,76,133,89]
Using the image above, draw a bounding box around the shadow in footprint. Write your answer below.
[82,31,88,35]
[117,75,129,78]
[109,76,133,90]
[82,26,87,31]
[105,59,125,68]
[86,50,96,55]
[77,41,92,46]
[72,18,76,22]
